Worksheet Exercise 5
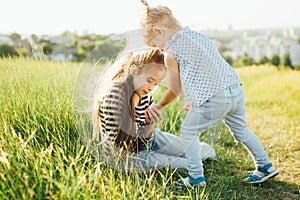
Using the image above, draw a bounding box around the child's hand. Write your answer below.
[145,105,162,124]
[150,103,163,111]
[182,102,192,111]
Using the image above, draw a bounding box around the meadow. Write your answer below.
[0,57,299,199]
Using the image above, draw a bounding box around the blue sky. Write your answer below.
[1,0,300,35]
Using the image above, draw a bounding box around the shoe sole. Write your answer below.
[177,182,207,188]
[248,169,279,184]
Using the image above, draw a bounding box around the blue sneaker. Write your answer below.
[178,176,206,187]
[246,163,279,184]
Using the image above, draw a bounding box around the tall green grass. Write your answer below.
[0,58,299,199]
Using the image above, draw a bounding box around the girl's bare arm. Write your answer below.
[157,52,182,108]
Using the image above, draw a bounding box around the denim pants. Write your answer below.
[137,129,188,169]
[181,84,270,178]
[100,129,212,171]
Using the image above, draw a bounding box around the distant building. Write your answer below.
[51,47,77,61]
[15,34,43,57]
[290,44,300,66]
[223,28,300,65]
[50,36,72,46]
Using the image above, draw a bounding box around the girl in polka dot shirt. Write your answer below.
[140,0,278,187]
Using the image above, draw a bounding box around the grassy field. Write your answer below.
[0,58,299,199]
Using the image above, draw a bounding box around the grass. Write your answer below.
[0,58,299,199]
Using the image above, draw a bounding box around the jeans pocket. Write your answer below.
[200,100,226,120]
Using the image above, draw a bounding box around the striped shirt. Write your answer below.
[99,83,154,153]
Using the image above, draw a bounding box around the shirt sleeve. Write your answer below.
[135,94,154,127]
[136,94,154,151]
[99,84,138,152]
[99,85,124,139]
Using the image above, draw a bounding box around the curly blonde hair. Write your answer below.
[140,0,181,45]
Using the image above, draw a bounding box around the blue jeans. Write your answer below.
[181,84,270,178]
[137,129,215,169]
[138,129,188,169]
[98,129,214,171]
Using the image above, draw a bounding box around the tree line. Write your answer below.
[0,32,298,70]
[223,52,295,70]
[0,32,123,62]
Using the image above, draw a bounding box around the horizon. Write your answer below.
[2,25,300,37]
[1,0,300,36]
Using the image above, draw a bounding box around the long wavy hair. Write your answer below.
[94,48,165,152]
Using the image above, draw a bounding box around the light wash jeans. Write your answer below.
[137,129,215,169]
[97,129,214,172]
[180,84,270,178]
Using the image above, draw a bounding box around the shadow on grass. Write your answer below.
[150,159,300,200]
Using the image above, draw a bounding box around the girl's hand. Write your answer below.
[182,102,192,111]
[145,104,162,124]
[149,103,163,111]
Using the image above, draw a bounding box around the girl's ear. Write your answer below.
[131,70,138,76]
[131,65,139,76]
[153,26,163,35]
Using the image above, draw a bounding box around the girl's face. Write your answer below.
[133,64,166,97]
[149,28,172,50]
[147,17,180,50]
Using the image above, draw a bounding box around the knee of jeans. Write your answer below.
[180,132,196,141]
[181,136,198,151]
[231,127,251,142]
[145,151,163,168]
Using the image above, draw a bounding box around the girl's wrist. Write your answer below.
[156,103,164,110]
